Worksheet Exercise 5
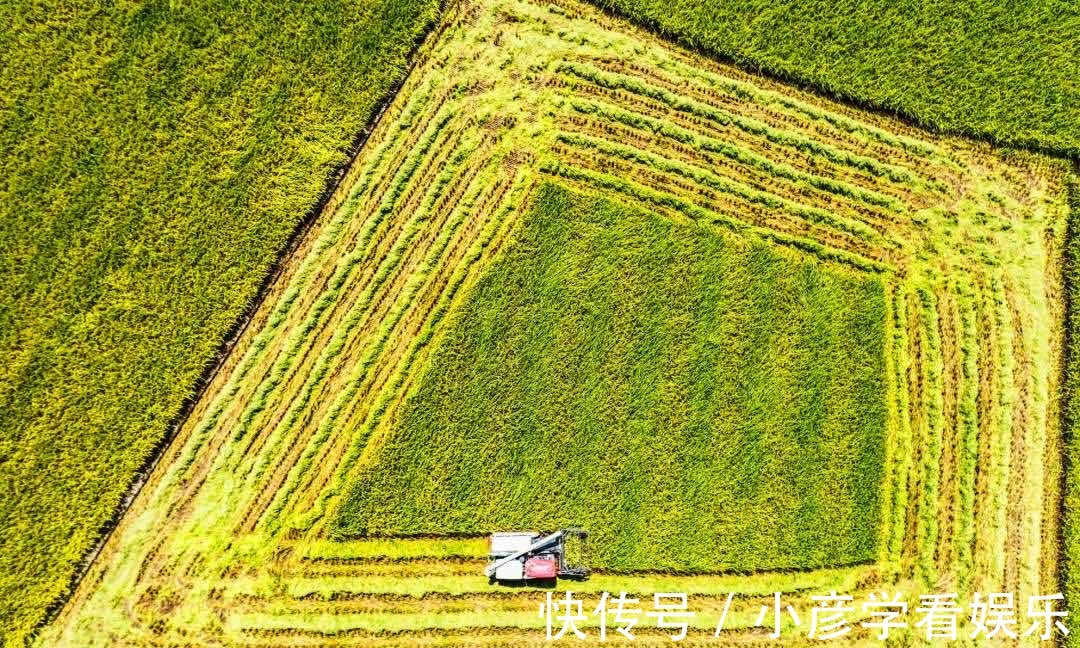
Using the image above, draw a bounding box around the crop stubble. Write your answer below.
[40,0,1071,645]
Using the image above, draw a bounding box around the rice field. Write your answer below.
[333,182,890,574]
[38,0,1073,645]
[0,0,437,641]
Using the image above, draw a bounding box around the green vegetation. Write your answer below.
[0,0,437,641]
[587,0,1080,156]
[35,0,1072,644]
[222,539,877,644]
[1063,178,1080,647]
[334,182,889,572]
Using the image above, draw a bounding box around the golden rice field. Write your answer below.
[39,0,1073,645]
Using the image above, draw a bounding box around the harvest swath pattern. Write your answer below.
[43,0,1070,645]
[332,181,890,574]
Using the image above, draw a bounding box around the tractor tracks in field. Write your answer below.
[37,0,1078,644]
[30,12,448,641]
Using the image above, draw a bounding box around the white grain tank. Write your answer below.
[487,531,540,581]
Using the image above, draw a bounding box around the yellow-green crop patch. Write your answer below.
[39,0,1072,645]
[0,0,438,642]
[333,182,888,572]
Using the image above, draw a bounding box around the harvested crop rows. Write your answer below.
[331,180,890,574]
[41,0,1072,645]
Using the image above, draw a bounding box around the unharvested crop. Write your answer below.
[586,0,1080,156]
[0,0,437,642]
[38,0,1073,645]
[334,182,888,573]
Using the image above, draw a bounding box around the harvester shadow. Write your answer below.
[489,577,558,589]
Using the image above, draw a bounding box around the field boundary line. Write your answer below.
[35,0,1075,642]
[26,9,450,641]
[579,0,1079,164]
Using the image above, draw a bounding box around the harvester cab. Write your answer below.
[485,528,590,583]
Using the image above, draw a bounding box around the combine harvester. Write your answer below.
[485,528,590,583]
